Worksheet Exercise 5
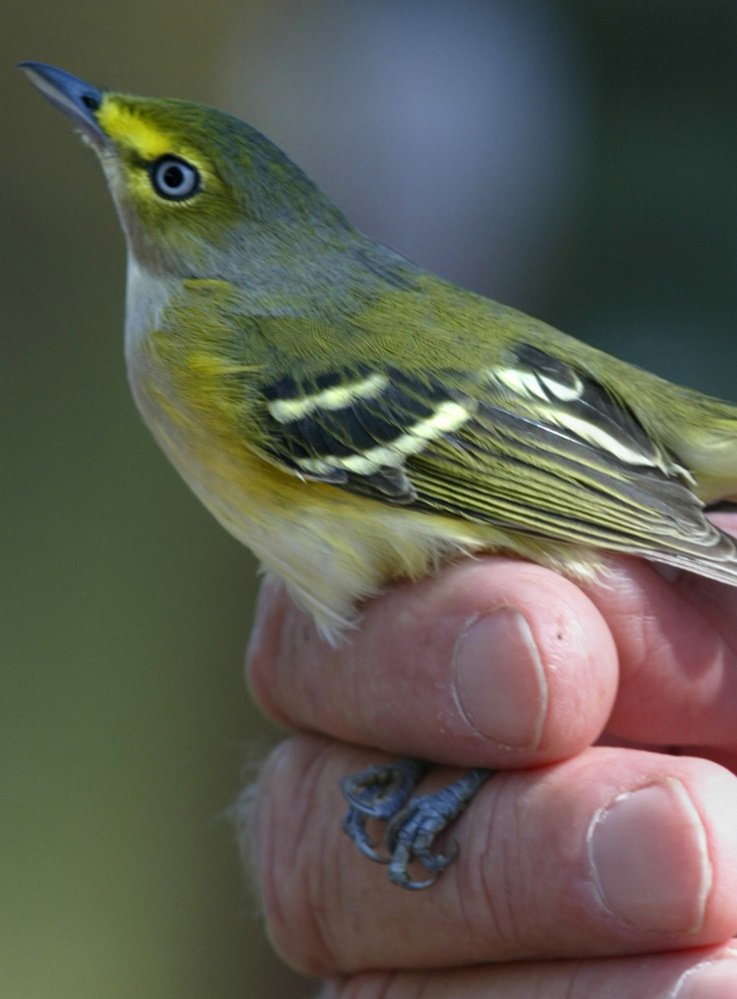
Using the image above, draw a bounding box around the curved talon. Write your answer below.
[386,800,459,877]
[341,763,494,889]
[340,759,428,819]
[382,767,494,889]
[388,849,440,890]
[341,806,388,863]
[341,759,429,864]
[424,840,458,871]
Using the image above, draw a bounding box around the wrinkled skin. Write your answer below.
[244,518,737,996]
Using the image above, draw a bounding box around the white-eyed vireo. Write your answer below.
[22,63,737,888]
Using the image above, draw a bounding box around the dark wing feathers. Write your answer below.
[256,345,737,572]
[260,366,465,501]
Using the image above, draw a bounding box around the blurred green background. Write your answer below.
[5,2,737,996]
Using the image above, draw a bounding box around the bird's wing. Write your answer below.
[255,340,736,570]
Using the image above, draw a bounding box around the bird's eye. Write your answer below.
[150,156,200,201]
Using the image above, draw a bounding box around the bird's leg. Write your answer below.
[340,758,430,861]
[385,766,493,889]
[341,760,494,887]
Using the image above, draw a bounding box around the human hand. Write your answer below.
[243,539,737,996]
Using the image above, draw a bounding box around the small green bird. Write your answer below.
[22,63,737,887]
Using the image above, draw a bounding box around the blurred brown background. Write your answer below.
[5,1,737,996]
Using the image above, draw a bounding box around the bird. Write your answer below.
[21,61,737,887]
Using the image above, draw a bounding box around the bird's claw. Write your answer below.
[341,805,386,862]
[341,761,494,889]
[340,758,428,863]
[385,796,460,889]
[340,759,428,818]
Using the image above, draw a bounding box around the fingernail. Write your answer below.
[452,608,548,749]
[672,957,737,998]
[588,778,711,934]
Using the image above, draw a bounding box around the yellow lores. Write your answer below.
[22,63,737,887]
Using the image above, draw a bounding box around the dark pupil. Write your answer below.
[81,93,99,111]
[163,164,184,189]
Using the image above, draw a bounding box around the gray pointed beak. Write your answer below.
[19,62,108,146]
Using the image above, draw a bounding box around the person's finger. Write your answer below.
[252,737,737,976]
[247,558,618,769]
[320,945,737,999]
[584,557,737,749]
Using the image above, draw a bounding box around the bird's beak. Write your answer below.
[19,62,108,147]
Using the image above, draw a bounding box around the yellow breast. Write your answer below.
[123,267,603,642]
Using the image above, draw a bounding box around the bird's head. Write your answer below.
[20,62,348,277]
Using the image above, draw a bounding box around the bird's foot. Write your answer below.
[341,761,494,888]
[340,758,429,861]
